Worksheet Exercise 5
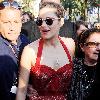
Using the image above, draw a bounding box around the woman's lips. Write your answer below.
[42,30,50,34]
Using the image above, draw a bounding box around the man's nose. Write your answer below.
[9,23,15,31]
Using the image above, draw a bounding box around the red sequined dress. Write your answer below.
[29,37,73,100]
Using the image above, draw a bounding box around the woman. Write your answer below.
[69,28,100,100]
[16,2,75,100]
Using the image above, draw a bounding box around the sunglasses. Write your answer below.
[36,17,60,26]
[0,1,21,10]
[85,42,100,48]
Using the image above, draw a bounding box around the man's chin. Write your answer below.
[7,38,18,44]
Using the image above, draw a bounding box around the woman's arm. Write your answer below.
[16,46,33,100]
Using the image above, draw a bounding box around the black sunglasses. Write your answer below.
[0,1,21,10]
[36,17,60,26]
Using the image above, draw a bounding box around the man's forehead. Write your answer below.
[0,9,22,23]
[0,7,21,16]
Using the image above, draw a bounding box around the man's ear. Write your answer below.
[60,18,64,27]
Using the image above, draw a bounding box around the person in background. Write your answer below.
[75,20,88,36]
[16,2,75,100]
[0,1,29,100]
[94,22,100,29]
[21,11,40,42]
[22,11,33,24]
[69,28,100,100]
[74,20,88,58]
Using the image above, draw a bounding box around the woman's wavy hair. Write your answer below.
[39,2,65,18]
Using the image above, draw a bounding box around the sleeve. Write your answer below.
[68,58,82,100]
[0,55,17,100]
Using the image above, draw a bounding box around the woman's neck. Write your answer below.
[84,58,97,66]
[43,35,60,47]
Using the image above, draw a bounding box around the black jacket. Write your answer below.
[0,34,30,100]
[68,58,100,100]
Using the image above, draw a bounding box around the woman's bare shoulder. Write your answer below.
[28,39,40,49]
[60,37,75,46]
[60,37,75,58]
[21,39,40,67]
[23,39,40,54]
